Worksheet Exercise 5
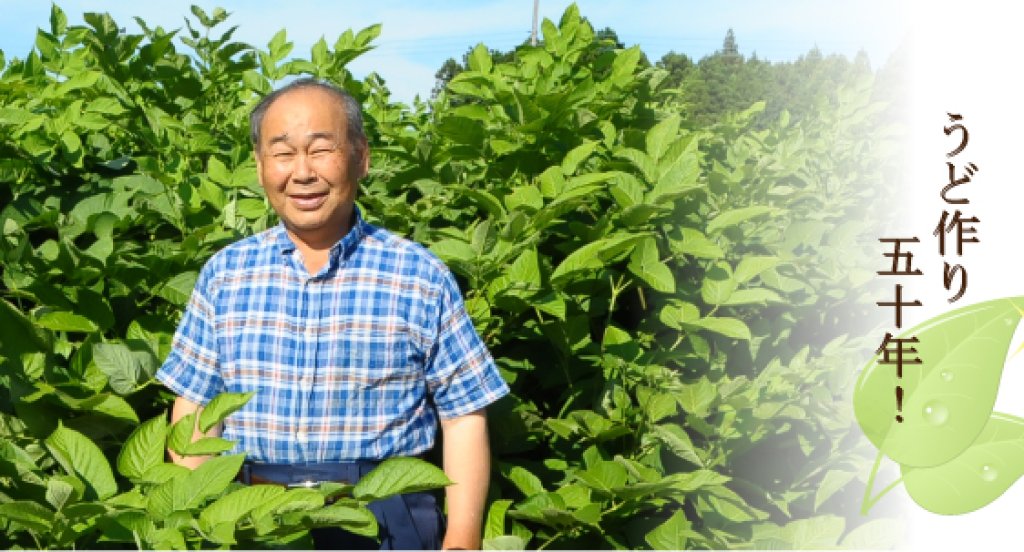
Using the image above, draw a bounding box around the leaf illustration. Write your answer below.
[854,297,1024,467]
[902,412,1024,515]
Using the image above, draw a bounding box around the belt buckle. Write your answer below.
[287,480,320,489]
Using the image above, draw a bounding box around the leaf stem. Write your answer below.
[860,449,902,515]
[860,450,883,515]
[538,530,565,550]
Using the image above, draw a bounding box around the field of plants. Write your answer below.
[0,5,903,549]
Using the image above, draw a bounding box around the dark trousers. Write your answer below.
[240,461,445,550]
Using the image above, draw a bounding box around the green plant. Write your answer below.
[1,4,902,549]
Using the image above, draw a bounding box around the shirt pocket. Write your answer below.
[349,335,420,390]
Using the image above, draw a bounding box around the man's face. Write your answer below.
[255,87,368,247]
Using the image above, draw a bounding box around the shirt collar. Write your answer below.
[266,204,368,261]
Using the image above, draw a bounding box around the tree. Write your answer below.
[430,23,648,100]
[721,28,740,60]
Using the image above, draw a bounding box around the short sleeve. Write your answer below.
[424,269,510,419]
[155,265,225,405]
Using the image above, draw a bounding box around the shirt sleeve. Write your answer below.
[424,268,510,419]
[155,263,225,406]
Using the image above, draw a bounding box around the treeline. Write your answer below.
[435,27,876,127]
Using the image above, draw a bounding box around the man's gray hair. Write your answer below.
[249,77,367,155]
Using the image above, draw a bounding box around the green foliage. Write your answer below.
[657,31,874,128]
[0,3,901,549]
[855,297,1023,468]
[856,298,1024,516]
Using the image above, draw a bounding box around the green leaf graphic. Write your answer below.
[854,297,1024,467]
[902,412,1024,515]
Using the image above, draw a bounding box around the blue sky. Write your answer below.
[0,1,907,103]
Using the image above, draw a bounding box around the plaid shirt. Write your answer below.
[156,209,509,463]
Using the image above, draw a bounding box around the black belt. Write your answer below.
[238,459,445,548]
[237,460,381,489]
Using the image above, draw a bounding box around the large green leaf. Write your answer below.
[484,499,513,539]
[550,234,642,286]
[671,228,723,259]
[168,413,196,456]
[181,437,236,456]
[178,454,247,509]
[429,239,477,264]
[199,391,255,432]
[293,503,379,537]
[117,415,167,479]
[157,271,198,306]
[627,237,674,293]
[353,457,451,501]
[574,461,628,494]
[35,310,98,333]
[652,424,703,466]
[686,316,751,341]
[706,206,775,235]
[676,377,717,417]
[0,298,46,357]
[560,141,598,176]
[700,262,735,305]
[506,465,546,497]
[902,412,1024,514]
[854,297,1024,467]
[92,341,157,395]
[45,478,75,511]
[199,484,287,531]
[45,424,118,500]
[645,511,694,549]
[645,114,680,162]
[250,487,324,522]
[0,501,55,533]
[734,255,781,284]
[720,288,782,306]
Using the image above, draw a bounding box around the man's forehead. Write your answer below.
[260,88,348,141]
[267,130,339,145]
[267,86,346,115]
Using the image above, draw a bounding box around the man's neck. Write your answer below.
[285,214,354,275]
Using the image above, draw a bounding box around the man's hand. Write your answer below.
[440,409,491,550]
[168,396,222,469]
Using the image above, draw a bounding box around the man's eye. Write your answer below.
[272,151,296,159]
[310,148,334,157]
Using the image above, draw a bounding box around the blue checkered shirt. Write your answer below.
[156,209,509,463]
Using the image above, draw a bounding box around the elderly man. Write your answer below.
[156,78,509,550]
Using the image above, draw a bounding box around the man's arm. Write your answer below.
[168,395,222,469]
[440,408,491,550]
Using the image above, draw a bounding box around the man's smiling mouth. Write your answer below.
[288,192,328,210]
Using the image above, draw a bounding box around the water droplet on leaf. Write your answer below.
[941,370,954,382]
[981,465,998,482]
[923,401,950,426]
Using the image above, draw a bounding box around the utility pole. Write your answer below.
[530,0,539,46]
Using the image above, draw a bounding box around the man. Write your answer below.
[156,77,509,550]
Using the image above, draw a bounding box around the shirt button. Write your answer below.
[301,377,313,389]
[296,430,308,442]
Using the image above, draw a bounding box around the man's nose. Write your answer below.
[291,152,317,181]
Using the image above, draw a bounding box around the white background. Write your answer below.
[898,2,1024,548]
